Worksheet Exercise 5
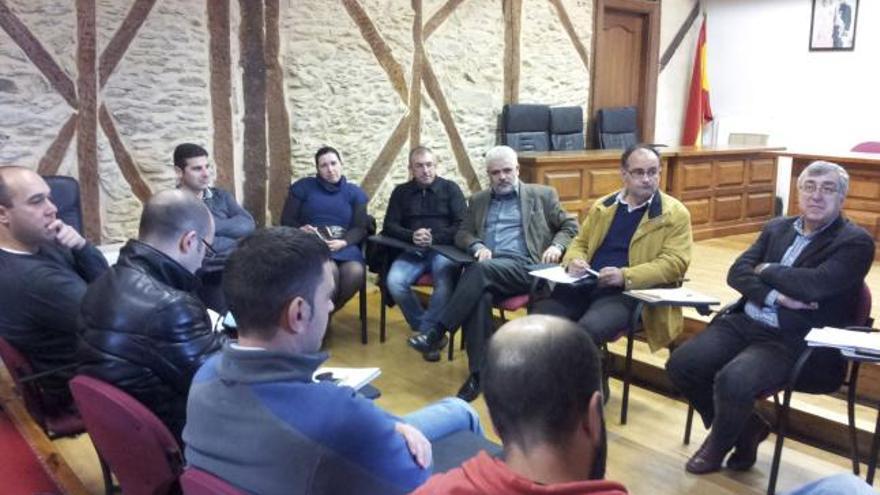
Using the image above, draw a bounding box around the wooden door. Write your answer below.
[590,0,660,145]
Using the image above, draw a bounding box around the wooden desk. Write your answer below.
[779,151,880,260]
[518,145,781,240]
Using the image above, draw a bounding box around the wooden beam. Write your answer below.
[424,0,464,39]
[360,114,412,198]
[264,0,291,224]
[98,104,152,202]
[548,0,589,72]
[207,0,234,192]
[342,0,409,106]
[421,55,481,192]
[502,0,521,105]
[98,0,156,88]
[660,1,700,73]
[409,0,423,147]
[0,0,77,108]
[36,114,78,176]
[76,0,100,242]
[238,0,267,226]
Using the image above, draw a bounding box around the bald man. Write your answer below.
[78,190,222,440]
[0,166,108,412]
[414,315,627,494]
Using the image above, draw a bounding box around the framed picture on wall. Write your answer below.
[809,0,858,51]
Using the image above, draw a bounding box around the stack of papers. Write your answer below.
[313,367,381,391]
[624,287,720,306]
[805,327,880,357]
[529,265,598,284]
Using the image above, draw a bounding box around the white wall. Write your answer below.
[656,0,701,146]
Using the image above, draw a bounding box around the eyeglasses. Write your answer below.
[626,167,660,179]
[200,238,217,258]
[799,183,839,196]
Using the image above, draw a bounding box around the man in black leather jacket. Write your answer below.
[78,190,222,441]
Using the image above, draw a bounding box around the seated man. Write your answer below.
[408,145,579,401]
[382,146,466,359]
[533,144,692,352]
[0,166,108,412]
[78,190,222,441]
[184,227,483,495]
[667,160,875,474]
[174,143,255,310]
[414,315,628,494]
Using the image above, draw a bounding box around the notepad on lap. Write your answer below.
[805,327,880,355]
[624,287,720,306]
[313,367,381,391]
[529,265,598,284]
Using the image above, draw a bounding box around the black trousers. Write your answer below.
[437,256,532,374]
[531,283,638,346]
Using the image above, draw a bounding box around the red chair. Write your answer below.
[852,142,880,153]
[0,336,83,439]
[180,467,245,495]
[69,375,183,495]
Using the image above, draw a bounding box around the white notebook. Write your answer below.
[313,367,381,391]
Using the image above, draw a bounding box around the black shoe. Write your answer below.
[685,436,728,475]
[408,329,447,353]
[456,373,481,402]
[726,414,771,471]
[422,349,441,362]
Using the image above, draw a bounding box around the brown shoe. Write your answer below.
[686,436,728,475]
[726,414,771,471]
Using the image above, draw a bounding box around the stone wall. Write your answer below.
[0,0,593,241]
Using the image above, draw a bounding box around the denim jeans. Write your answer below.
[386,251,459,332]
[402,397,484,441]
[783,473,875,495]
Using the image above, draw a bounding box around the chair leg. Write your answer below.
[767,389,794,495]
[379,291,387,343]
[847,363,861,475]
[99,454,114,495]
[684,404,694,445]
[359,280,368,345]
[499,309,506,322]
[448,330,455,361]
[621,331,635,425]
[867,407,880,485]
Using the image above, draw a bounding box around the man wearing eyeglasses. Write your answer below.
[78,190,222,442]
[667,160,874,475]
[533,144,692,353]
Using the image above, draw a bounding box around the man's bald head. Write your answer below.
[484,315,603,449]
[0,166,40,208]
[138,190,213,244]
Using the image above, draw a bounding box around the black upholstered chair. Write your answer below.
[550,106,585,151]
[502,104,551,152]
[595,107,639,150]
[43,175,84,235]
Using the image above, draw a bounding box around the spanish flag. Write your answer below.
[682,18,713,146]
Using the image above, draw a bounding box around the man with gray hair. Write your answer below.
[667,161,874,475]
[408,145,578,402]
[78,190,222,441]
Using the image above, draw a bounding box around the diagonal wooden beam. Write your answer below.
[660,0,700,72]
[98,0,156,88]
[421,54,480,192]
[98,104,152,202]
[207,0,234,191]
[424,0,465,39]
[409,0,423,147]
[37,114,78,176]
[360,113,412,198]
[238,0,267,226]
[548,0,589,72]
[342,0,409,106]
[0,0,77,108]
[76,0,100,242]
[265,0,291,224]
[502,0,521,105]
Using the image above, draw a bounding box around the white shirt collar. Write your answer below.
[615,190,654,213]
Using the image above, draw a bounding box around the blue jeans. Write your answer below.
[386,251,459,332]
[783,473,875,495]
[402,397,483,441]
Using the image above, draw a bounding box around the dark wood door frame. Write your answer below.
[590,0,661,144]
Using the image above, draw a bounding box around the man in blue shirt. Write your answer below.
[184,228,482,495]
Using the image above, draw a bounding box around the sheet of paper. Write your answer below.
[624,287,720,306]
[805,327,880,353]
[313,367,381,391]
[529,265,597,284]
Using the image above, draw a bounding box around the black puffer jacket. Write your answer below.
[78,240,222,441]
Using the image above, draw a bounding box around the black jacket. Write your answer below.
[78,240,222,440]
[727,215,875,341]
[382,177,467,246]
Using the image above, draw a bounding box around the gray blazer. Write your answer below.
[455,183,579,263]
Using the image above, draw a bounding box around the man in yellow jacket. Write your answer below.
[533,144,692,352]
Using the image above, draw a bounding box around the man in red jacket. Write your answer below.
[413,315,628,494]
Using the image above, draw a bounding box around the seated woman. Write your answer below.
[281,146,368,311]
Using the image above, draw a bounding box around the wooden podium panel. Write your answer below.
[782,151,880,260]
[519,146,780,239]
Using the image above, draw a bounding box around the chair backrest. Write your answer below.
[853,283,873,327]
[69,375,183,495]
[550,106,585,151]
[596,106,638,150]
[0,336,49,428]
[180,467,245,495]
[42,176,84,235]
[852,142,880,153]
[502,104,550,152]
[728,132,769,146]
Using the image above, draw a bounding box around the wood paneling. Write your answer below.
[746,192,774,219]
[680,162,712,191]
[685,198,709,224]
[713,195,742,222]
[749,158,775,184]
[545,170,582,201]
[715,160,745,186]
